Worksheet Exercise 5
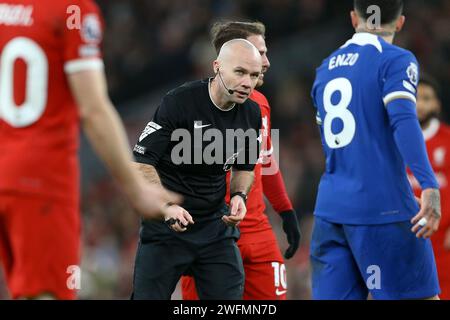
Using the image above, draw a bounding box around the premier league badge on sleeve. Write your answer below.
[406,62,418,86]
[81,14,102,44]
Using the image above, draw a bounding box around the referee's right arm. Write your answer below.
[133,95,194,231]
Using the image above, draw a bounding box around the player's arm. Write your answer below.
[259,109,294,215]
[262,158,301,259]
[387,100,441,238]
[67,69,180,220]
[262,160,293,214]
[133,162,193,232]
[260,112,300,259]
[383,53,441,239]
[62,2,179,219]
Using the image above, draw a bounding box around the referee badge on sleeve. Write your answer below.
[139,121,162,142]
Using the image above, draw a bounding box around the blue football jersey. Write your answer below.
[311,32,422,224]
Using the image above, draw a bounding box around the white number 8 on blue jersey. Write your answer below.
[323,77,355,149]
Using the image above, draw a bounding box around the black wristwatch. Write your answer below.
[230,192,247,204]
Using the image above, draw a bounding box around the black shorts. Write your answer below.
[131,206,244,300]
[131,236,244,300]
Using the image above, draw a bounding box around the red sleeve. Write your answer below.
[262,158,294,213]
[258,93,294,213]
[440,126,450,228]
[258,93,272,154]
[63,0,104,74]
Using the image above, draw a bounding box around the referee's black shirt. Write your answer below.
[133,79,261,220]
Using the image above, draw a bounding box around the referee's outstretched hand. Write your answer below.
[222,195,247,227]
[164,205,194,232]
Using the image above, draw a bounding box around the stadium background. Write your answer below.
[1,0,449,299]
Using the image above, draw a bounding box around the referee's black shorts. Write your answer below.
[131,207,244,300]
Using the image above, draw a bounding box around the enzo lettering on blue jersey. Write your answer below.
[328,53,359,70]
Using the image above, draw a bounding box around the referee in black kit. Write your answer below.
[131,39,263,300]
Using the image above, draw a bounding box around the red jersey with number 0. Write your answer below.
[0,0,104,204]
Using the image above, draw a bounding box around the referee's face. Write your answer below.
[220,50,262,104]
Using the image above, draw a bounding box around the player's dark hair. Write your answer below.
[419,73,442,100]
[211,21,266,54]
[354,0,403,24]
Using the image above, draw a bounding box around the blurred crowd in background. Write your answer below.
[80,0,450,300]
[1,0,448,299]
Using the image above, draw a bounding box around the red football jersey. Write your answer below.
[226,90,273,235]
[408,119,450,230]
[0,0,104,204]
[408,119,450,294]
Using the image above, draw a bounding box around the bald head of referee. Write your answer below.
[210,39,262,109]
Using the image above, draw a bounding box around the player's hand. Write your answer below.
[131,182,183,220]
[222,195,247,227]
[280,210,301,259]
[411,188,441,239]
[163,204,194,232]
[414,196,421,206]
[444,228,450,251]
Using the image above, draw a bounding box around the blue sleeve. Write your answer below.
[386,99,439,190]
[381,50,419,106]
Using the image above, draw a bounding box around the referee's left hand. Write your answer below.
[223,196,247,227]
